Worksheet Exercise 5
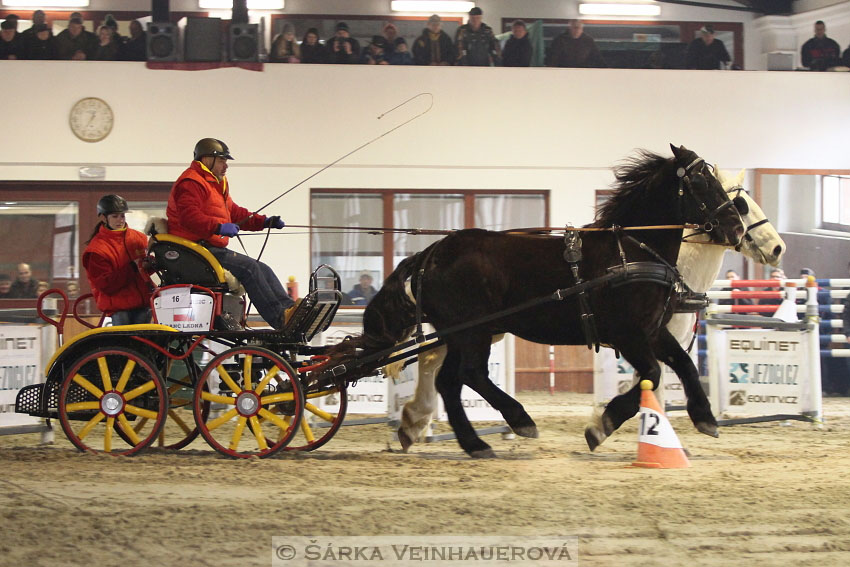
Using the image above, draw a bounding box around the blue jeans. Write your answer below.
[111,307,151,326]
[206,246,293,329]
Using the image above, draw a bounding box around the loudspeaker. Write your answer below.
[229,23,259,62]
[183,17,222,62]
[151,0,169,23]
[146,22,179,61]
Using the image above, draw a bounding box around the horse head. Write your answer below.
[715,168,785,267]
[670,144,744,247]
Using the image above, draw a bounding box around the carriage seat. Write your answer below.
[145,218,243,295]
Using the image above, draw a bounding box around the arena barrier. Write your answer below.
[309,309,515,442]
[593,348,691,411]
[0,323,56,441]
[704,277,825,425]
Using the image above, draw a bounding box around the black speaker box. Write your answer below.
[184,17,222,62]
[146,22,178,61]
[229,23,259,62]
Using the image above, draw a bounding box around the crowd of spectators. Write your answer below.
[2,9,849,69]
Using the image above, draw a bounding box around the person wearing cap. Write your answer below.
[55,16,96,60]
[270,22,301,63]
[361,35,390,65]
[119,19,146,61]
[167,138,297,330]
[23,22,56,59]
[382,22,399,54]
[348,271,378,305]
[546,19,604,68]
[0,273,12,299]
[388,37,413,65]
[299,27,326,64]
[327,21,360,64]
[685,24,730,70]
[502,19,531,67]
[413,14,455,65]
[93,24,120,60]
[801,20,841,71]
[21,10,48,41]
[82,195,153,325]
[455,6,500,66]
[0,19,23,60]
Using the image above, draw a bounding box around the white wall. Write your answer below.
[1,61,849,282]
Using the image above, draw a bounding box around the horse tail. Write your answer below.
[324,249,427,377]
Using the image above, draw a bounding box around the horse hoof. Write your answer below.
[397,429,414,453]
[584,426,603,452]
[470,448,496,459]
[696,421,719,438]
[512,425,539,439]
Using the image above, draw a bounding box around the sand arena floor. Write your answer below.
[2,391,850,567]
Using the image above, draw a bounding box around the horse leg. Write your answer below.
[398,347,445,452]
[435,346,496,458]
[585,340,661,451]
[652,327,718,438]
[459,355,538,439]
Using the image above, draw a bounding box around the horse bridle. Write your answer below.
[726,186,770,251]
[677,157,740,241]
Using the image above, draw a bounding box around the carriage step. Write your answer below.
[15,383,46,417]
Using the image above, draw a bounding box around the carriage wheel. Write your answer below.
[58,347,168,456]
[194,347,304,458]
[283,383,348,452]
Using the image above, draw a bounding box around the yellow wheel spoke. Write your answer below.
[260,392,295,405]
[217,365,242,394]
[66,401,101,412]
[125,405,159,420]
[299,418,315,443]
[258,408,290,431]
[97,357,113,391]
[124,380,156,402]
[77,412,106,440]
[168,410,192,435]
[229,416,248,450]
[73,374,104,398]
[118,415,141,445]
[243,355,253,391]
[201,391,236,405]
[104,417,114,452]
[254,366,280,394]
[115,359,137,392]
[248,416,268,450]
[207,408,238,431]
[133,417,149,433]
[305,402,335,423]
[306,388,337,400]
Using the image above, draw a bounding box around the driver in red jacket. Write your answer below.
[166,138,296,329]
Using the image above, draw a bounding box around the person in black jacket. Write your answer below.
[119,20,146,61]
[413,14,455,66]
[326,21,359,64]
[801,20,841,71]
[686,24,730,69]
[0,19,23,60]
[546,19,605,68]
[24,23,56,59]
[502,19,532,67]
[300,28,327,64]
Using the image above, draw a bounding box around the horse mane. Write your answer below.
[589,150,671,228]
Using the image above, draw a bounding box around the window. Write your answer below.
[822,175,850,231]
[311,189,548,300]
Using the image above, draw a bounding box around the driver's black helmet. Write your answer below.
[97,194,129,216]
[193,138,234,161]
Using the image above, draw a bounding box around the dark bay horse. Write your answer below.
[326,145,745,458]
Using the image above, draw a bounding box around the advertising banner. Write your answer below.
[0,325,46,428]
[594,348,691,408]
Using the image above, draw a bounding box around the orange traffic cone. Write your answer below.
[630,380,690,469]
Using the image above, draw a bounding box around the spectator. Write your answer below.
[349,271,378,305]
[270,22,300,63]
[455,6,500,66]
[0,273,12,298]
[502,19,532,67]
[55,17,96,60]
[0,19,23,60]
[546,19,605,68]
[299,27,326,64]
[686,24,730,70]
[4,14,19,30]
[759,268,786,307]
[24,23,56,60]
[35,280,49,295]
[66,279,80,300]
[413,14,455,66]
[718,269,752,306]
[388,37,413,65]
[83,195,152,326]
[9,262,37,298]
[361,35,389,65]
[326,21,359,64]
[20,10,48,41]
[801,20,841,71]
[93,25,120,60]
[382,22,399,54]
[103,14,122,44]
[119,20,146,61]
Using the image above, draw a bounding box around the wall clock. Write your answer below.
[69,97,114,143]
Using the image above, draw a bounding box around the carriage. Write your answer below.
[15,227,352,458]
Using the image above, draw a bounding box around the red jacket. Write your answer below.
[83,225,152,314]
[166,161,266,248]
